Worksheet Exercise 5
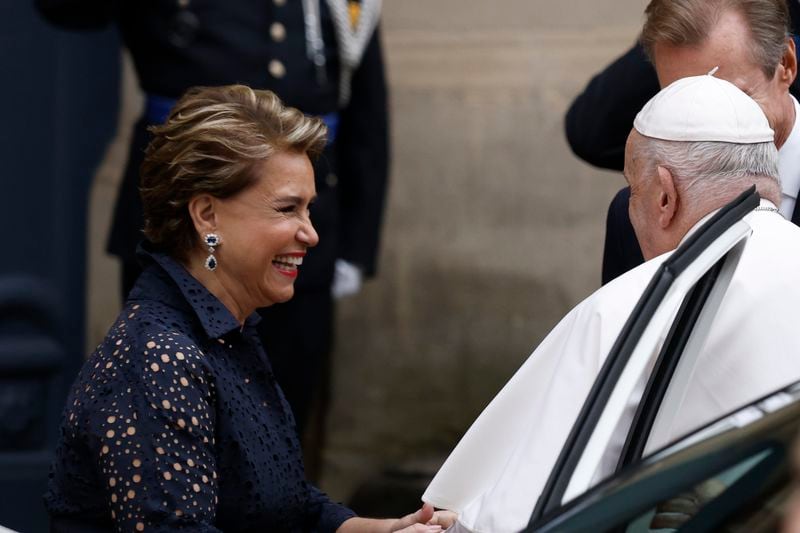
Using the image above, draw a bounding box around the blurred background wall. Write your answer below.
[86,0,648,504]
[0,4,119,530]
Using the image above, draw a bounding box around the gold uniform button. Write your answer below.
[273,0,286,5]
[326,173,338,187]
[268,59,286,79]
[270,22,286,42]
[177,0,190,7]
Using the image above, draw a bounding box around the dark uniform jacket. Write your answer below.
[36,0,390,288]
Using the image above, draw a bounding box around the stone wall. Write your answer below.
[318,0,648,499]
[85,0,649,503]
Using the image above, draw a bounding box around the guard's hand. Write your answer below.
[332,258,363,299]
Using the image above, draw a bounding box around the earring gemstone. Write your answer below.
[203,233,220,271]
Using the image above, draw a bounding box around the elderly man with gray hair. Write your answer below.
[580,0,800,284]
[422,74,800,533]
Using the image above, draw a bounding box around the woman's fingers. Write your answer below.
[391,503,435,531]
[395,525,442,533]
[428,510,458,528]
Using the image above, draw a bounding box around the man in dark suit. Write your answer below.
[35,0,389,464]
[565,0,800,285]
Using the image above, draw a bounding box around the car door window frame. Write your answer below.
[531,381,800,533]
[528,187,761,528]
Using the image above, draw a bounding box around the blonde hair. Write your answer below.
[641,0,790,78]
[140,85,327,260]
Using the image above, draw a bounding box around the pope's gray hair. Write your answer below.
[638,136,781,204]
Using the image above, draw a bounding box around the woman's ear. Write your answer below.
[656,165,679,229]
[187,194,218,237]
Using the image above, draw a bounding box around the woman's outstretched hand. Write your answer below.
[390,503,458,532]
[338,502,458,533]
[428,506,458,529]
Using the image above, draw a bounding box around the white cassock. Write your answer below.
[422,205,800,533]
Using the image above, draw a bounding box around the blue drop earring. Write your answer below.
[203,233,221,271]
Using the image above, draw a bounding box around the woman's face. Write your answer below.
[213,150,318,309]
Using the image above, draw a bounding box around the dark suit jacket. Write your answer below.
[565,8,800,284]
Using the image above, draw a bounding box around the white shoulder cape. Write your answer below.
[423,210,800,533]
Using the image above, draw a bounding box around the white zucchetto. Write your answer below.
[633,73,774,143]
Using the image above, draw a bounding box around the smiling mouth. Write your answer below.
[272,254,304,278]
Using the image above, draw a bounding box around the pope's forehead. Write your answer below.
[625,130,643,156]
[625,129,656,174]
[623,130,642,172]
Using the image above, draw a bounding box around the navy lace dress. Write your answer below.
[44,248,355,532]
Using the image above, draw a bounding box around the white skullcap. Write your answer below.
[633,72,774,143]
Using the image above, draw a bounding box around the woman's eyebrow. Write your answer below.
[275,194,317,204]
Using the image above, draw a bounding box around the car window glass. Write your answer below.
[713,477,791,531]
[642,388,800,464]
[624,448,773,533]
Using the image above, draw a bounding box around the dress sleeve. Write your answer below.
[307,484,357,532]
[88,331,222,532]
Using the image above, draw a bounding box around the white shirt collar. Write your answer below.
[777,96,800,217]
[677,198,779,248]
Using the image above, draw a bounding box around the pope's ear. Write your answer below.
[779,37,797,87]
[187,194,218,237]
[656,165,678,228]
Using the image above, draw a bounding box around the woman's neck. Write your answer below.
[183,251,252,325]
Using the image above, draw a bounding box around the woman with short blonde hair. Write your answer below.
[44,85,452,533]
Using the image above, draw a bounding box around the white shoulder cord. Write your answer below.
[302,0,328,84]
[302,0,382,107]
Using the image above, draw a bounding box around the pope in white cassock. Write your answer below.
[423,74,800,533]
